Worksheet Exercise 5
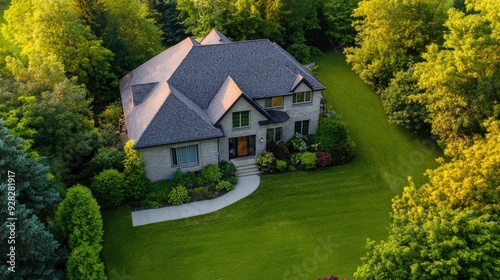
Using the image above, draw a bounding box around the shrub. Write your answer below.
[316,276,339,280]
[91,169,126,209]
[276,160,287,173]
[227,176,238,186]
[84,146,125,178]
[300,152,317,170]
[143,180,171,208]
[315,115,355,165]
[289,134,309,152]
[256,150,276,172]
[198,164,222,187]
[55,185,103,250]
[168,185,190,205]
[316,152,333,168]
[66,244,106,280]
[169,169,198,187]
[219,160,237,179]
[266,141,289,160]
[216,180,234,192]
[124,140,151,200]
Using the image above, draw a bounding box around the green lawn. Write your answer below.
[102,53,442,279]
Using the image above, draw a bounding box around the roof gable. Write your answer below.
[206,76,243,124]
[134,86,223,148]
[200,29,232,45]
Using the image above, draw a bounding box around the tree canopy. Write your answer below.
[355,120,500,278]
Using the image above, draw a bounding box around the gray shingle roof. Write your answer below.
[120,30,325,149]
[169,40,325,108]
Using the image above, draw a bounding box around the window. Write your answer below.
[171,145,198,166]
[266,127,283,144]
[292,91,312,104]
[232,111,250,129]
[294,120,310,135]
[265,97,284,108]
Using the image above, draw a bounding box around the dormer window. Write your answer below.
[265,97,284,108]
[293,91,312,104]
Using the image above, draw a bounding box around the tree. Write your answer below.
[2,0,116,102]
[355,120,500,279]
[55,185,103,250]
[100,0,163,74]
[414,0,500,156]
[2,56,100,182]
[145,0,188,46]
[345,0,453,89]
[380,65,430,134]
[0,121,64,279]
[66,244,107,280]
[177,0,233,38]
[322,0,360,48]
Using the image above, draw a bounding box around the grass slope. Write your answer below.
[102,53,441,279]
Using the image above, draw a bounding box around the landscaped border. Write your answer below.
[131,175,260,226]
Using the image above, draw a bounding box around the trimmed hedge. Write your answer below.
[91,169,125,209]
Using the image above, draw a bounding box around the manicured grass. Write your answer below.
[102,53,442,279]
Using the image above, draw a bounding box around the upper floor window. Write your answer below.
[293,91,312,104]
[171,145,198,166]
[265,96,284,108]
[232,111,250,129]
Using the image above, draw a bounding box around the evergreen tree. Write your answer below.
[0,121,63,279]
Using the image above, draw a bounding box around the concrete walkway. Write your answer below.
[131,175,260,226]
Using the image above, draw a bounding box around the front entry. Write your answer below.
[229,135,256,159]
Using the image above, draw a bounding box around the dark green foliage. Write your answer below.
[197,164,222,187]
[266,141,289,160]
[380,66,430,135]
[168,185,190,205]
[85,147,125,178]
[322,0,360,48]
[97,102,124,147]
[227,176,238,186]
[143,180,172,208]
[66,244,107,280]
[123,140,150,200]
[91,169,125,209]
[219,160,236,179]
[55,185,103,250]
[145,0,187,46]
[0,121,64,279]
[314,115,355,165]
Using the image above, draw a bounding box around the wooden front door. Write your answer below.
[237,136,248,156]
[229,135,256,159]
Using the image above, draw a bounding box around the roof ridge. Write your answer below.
[194,38,272,48]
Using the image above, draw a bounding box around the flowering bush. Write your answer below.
[300,152,317,170]
[316,276,339,280]
[316,152,332,168]
[290,133,309,152]
[257,150,276,172]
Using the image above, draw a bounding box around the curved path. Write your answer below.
[132,175,260,226]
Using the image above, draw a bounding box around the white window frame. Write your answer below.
[292,91,312,104]
[232,111,250,129]
[171,145,199,167]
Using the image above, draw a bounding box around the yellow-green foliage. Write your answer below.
[356,120,500,279]
[123,140,150,200]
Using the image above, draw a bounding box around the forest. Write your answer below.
[0,0,499,279]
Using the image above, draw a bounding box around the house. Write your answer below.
[120,29,326,181]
